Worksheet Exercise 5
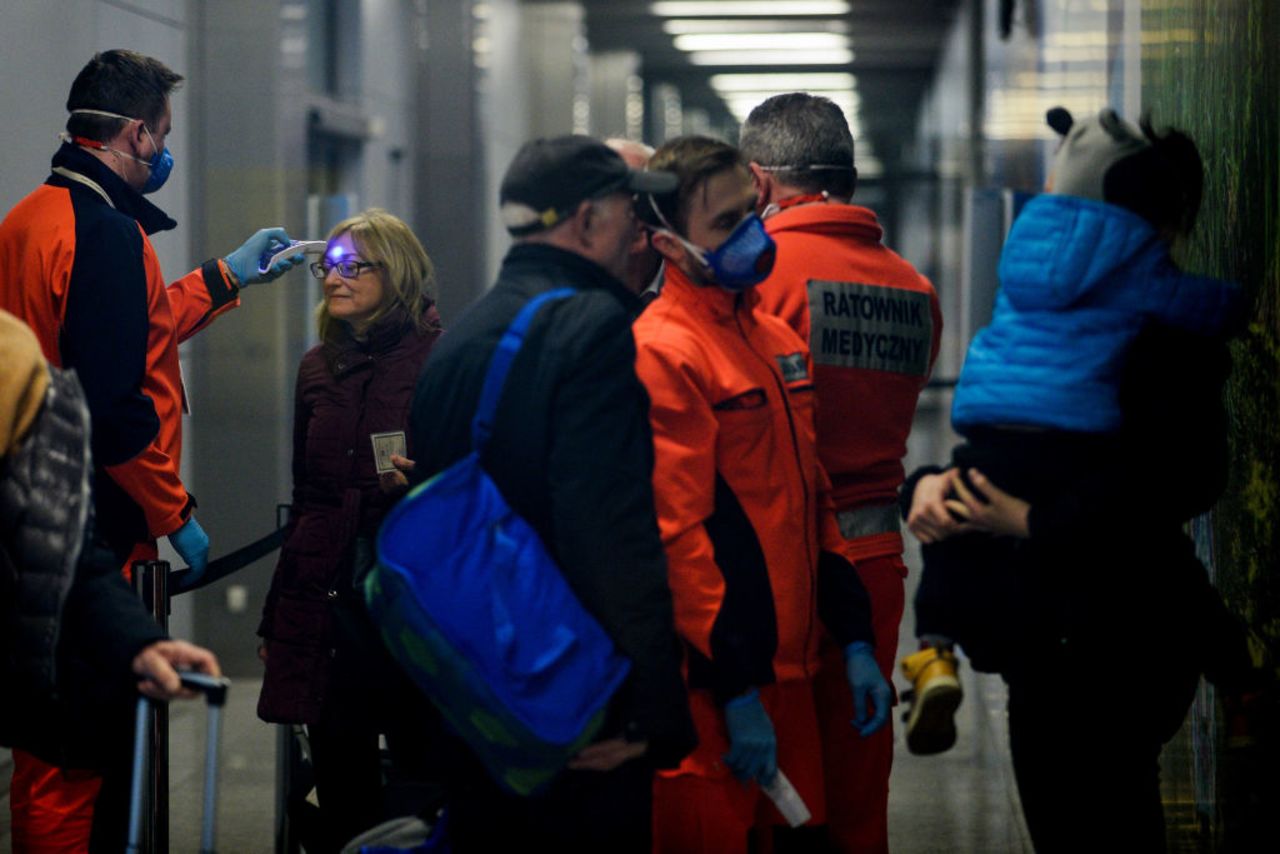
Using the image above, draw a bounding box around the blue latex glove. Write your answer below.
[722,688,778,785]
[168,516,209,581]
[224,227,304,286]
[845,641,891,737]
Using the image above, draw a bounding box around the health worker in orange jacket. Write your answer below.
[632,135,892,854]
[740,93,942,854]
[0,50,304,852]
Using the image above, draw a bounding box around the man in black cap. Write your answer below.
[406,135,695,852]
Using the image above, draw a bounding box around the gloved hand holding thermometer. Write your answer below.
[223,227,312,286]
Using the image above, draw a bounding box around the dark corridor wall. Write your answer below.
[1142,0,1279,674]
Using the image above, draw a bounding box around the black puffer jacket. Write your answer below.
[1,364,166,766]
[410,243,696,768]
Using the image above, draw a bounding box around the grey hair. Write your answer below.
[739,92,856,198]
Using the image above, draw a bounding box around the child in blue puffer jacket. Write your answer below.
[898,108,1255,852]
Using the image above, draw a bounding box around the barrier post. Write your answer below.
[135,560,171,853]
[127,524,289,850]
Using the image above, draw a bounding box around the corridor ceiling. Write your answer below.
[571,0,963,177]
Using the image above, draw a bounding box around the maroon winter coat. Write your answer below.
[257,305,442,724]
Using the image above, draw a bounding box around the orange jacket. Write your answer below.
[0,145,240,557]
[634,264,872,704]
[756,201,941,559]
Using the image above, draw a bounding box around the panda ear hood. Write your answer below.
[1046,106,1074,137]
[1045,107,1151,204]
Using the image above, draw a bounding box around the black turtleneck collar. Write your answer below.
[49,143,177,235]
[501,243,640,314]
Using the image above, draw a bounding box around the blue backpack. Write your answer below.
[366,288,632,796]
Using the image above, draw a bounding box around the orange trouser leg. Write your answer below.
[816,552,905,854]
[653,682,827,854]
[10,541,156,853]
[10,750,101,854]
[653,773,753,854]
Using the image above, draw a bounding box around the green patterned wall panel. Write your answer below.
[1142,0,1279,673]
[1142,1,1278,847]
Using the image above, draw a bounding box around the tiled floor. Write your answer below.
[888,536,1033,854]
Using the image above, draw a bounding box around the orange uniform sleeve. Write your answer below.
[103,449,190,538]
[165,258,241,342]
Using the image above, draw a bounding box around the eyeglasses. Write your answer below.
[310,260,381,279]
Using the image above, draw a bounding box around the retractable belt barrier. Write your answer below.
[168,526,287,595]
[128,505,289,853]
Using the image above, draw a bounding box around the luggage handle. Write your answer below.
[128,673,231,854]
[180,671,230,706]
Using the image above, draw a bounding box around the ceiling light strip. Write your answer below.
[651,1,853,16]
[688,49,854,66]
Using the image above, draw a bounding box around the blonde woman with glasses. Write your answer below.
[257,209,443,851]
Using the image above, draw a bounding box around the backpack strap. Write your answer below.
[471,287,576,450]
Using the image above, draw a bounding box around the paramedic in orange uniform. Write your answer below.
[740,93,942,853]
[633,135,892,854]
[0,50,303,852]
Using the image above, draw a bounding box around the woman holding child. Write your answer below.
[898,108,1255,853]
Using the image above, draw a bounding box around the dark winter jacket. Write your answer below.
[1,337,166,766]
[952,194,1241,433]
[409,243,697,768]
[258,306,442,725]
[904,319,1243,681]
[904,322,1235,548]
[1026,321,1234,544]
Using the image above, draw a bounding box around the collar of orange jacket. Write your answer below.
[659,259,764,323]
[764,202,884,243]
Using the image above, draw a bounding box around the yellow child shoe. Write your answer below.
[900,647,963,755]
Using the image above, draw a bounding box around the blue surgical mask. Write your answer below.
[69,109,173,194]
[675,213,777,292]
[647,195,777,291]
[137,124,173,194]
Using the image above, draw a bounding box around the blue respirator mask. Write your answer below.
[68,109,174,194]
[647,195,777,291]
